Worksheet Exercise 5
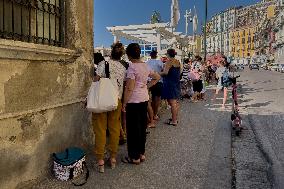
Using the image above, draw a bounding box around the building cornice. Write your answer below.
[0,39,81,62]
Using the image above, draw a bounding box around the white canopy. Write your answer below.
[106,22,190,52]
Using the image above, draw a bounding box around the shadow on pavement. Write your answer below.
[34,82,281,189]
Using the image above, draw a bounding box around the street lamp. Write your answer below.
[184,9,193,35]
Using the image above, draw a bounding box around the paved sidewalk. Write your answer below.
[35,91,232,189]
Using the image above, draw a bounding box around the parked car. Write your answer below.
[236,63,245,70]
[278,64,284,73]
[270,63,279,71]
[249,64,259,70]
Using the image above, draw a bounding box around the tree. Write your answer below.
[151,11,162,24]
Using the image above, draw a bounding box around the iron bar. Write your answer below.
[54,0,56,43]
[2,0,5,36]
[36,0,38,43]
[59,0,64,46]
[28,1,31,42]
[49,0,51,44]
[12,0,14,38]
[42,0,45,44]
[20,4,23,40]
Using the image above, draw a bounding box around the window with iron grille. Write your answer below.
[0,0,65,47]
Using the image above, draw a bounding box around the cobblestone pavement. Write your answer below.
[236,69,284,189]
[36,91,232,189]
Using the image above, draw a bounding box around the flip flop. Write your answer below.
[121,157,140,165]
[153,115,159,120]
[166,119,178,126]
[166,119,178,123]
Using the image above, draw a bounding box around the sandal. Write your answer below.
[121,156,140,165]
[109,158,116,169]
[153,115,159,120]
[119,138,127,145]
[166,119,178,126]
[98,164,104,173]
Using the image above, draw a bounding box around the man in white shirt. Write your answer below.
[146,50,164,123]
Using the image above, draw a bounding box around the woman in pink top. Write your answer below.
[122,43,160,164]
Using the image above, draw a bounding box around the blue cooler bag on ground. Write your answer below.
[53,147,88,185]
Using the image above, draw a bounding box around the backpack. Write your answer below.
[221,68,231,86]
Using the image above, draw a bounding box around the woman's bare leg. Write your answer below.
[211,88,220,102]
[147,101,155,127]
[222,87,228,109]
[168,99,178,123]
[152,96,161,119]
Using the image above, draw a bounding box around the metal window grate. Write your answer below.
[0,0,64,47]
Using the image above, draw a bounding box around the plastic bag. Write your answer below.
[188,71,201,81]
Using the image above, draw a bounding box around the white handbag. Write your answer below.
[87,62,119,113]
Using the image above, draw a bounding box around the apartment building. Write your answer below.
[230,27,256,58]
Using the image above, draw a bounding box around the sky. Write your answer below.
[94,0,260,47]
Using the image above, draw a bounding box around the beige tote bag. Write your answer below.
[87,78,118,113]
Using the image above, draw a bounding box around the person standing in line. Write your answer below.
[119,59,130,145]
[93,52,105,74]
[187,59,194,97]
[180,58,191,99]
[206,60,215,83]
[122,43,160,164]
[160,49,181,126]
[200,61,207,100]
[160,57,171,110]
[92,42,127,173]
[146,50,164,124]
[190,56,203,102]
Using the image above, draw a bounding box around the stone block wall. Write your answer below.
[0,1,94,188]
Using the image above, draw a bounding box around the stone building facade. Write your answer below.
[0,1,94,188]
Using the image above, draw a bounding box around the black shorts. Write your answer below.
[150,82,163,97]
[192,80,203,92]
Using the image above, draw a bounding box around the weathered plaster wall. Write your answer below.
[0,0,94,188]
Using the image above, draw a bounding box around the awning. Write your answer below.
[107,23,190,47]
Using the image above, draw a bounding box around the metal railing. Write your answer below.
[0,0,64,46]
